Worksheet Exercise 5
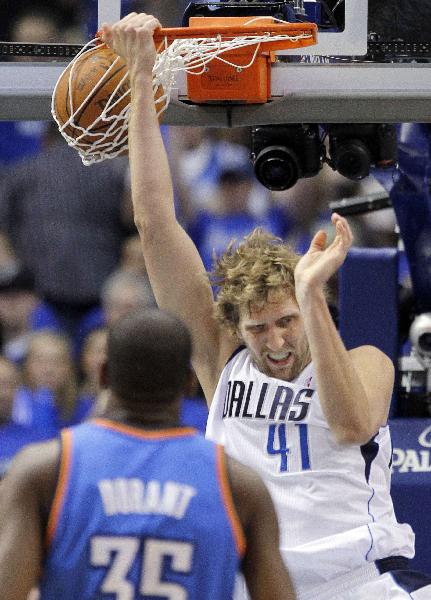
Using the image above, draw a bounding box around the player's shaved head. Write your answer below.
[107,308,192,403]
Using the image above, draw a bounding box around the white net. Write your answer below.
[51,18,314,166]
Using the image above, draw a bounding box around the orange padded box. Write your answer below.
[185,16,317,104]
[186,16,278,104]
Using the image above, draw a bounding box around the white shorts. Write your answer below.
[331,571,431,600]
[233,566,431,600]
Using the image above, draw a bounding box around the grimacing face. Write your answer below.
[237,289,311,381]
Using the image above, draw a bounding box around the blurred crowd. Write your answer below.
[0,0,399,479]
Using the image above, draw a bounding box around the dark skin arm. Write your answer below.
[0,440,59,600]
[226,455,296,600]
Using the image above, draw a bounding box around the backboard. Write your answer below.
[0,0,431,125]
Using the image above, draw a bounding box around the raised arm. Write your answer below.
[226,455,296,600]
[102,14,236,402]
[294,213,394,444]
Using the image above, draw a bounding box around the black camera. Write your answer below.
[328,124,398,181]
[251,124,322,191]
[410,313,431,366]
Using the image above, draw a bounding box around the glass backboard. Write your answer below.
[0,1,430,125]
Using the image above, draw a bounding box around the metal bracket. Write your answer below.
[281,0,368,56]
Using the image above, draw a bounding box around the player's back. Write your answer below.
[39,418,244,600]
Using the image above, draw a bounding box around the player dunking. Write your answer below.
[101,12,431,600]
[0,308,294,599]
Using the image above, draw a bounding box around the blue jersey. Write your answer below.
[39,419,245,600]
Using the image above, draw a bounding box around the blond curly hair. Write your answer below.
[210,228,300,334]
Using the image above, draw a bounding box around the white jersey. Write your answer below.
[206,348,415,596]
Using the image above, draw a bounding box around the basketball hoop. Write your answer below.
[51,16,317,165]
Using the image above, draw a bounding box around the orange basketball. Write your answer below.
[52,45,131,147]
[52,44,166,155]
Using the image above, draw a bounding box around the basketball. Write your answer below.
[52,43,166,160]
[52,45,131,149]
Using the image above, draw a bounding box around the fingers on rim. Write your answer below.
[121,12,139,23]
[114,15,161,36]
[123,13,160,27]
[135,19,162,33]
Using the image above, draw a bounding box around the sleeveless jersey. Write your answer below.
[206,348,415,596]
[39,419,245,600]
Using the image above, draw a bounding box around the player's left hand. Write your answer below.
[294,212,353,300]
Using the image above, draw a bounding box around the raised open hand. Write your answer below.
[294,212,353,302]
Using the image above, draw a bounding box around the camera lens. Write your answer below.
[409,313,431,364]
[254,146,300,191]
[333,139,371,180]
[418,332,431,353]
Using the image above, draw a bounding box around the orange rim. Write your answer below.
[95,19,317,51]
[153,21,317,45]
